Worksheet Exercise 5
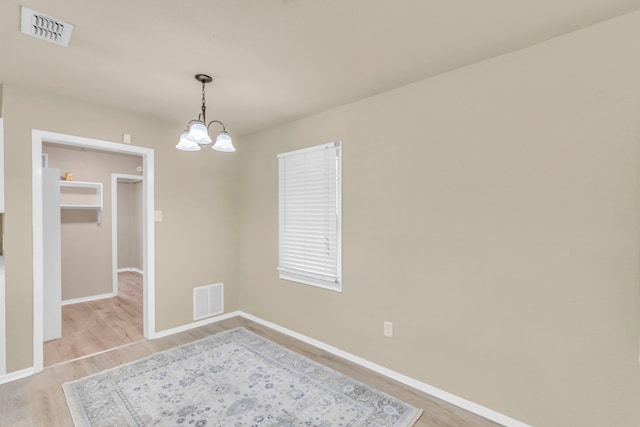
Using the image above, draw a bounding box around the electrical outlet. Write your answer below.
[384,321,393,338]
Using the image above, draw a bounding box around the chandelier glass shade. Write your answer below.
[176,131,201,151]
[176,74,235,152]
[212,131,234,152]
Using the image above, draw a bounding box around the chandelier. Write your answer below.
[176,74,235,152]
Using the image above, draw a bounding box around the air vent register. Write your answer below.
[20,6,74,47]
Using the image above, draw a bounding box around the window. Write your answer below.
[278,141,342,291]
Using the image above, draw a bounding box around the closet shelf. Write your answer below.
[59,180,103,224]
[60,204,101,209]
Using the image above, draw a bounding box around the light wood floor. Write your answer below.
[1,316,500,427]
[43,272,144,366]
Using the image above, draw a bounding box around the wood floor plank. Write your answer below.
[43,272,144,367]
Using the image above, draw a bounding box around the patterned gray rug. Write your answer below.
[63,327,422,426]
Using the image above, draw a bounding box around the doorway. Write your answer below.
[112,173,144,296]
[32,130,156,373]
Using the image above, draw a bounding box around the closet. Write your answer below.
[0,118,5,375]
[42,170,104,341]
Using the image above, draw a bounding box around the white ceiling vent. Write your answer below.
[20,6,74,47]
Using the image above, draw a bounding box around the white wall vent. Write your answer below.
[20,6,74,47]
[193,283,224,320]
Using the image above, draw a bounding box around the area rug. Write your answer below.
[63,327,422,426]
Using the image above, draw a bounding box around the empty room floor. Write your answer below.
[2,317,500,427]
[43,271,143,367]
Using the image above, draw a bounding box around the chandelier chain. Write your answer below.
[200,81,207,123]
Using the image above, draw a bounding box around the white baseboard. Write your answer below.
[238,312,530,427]
[117,268,144,275]
[152,311,241,339]
[62,292,115,306]
[0,367,34,385]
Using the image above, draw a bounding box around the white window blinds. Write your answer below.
[278,141,342,291]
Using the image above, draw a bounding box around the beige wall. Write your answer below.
[2,84,239,372]
[132,181,143,270]
[117,181,143,271]
[117,182,131,269]
[44,145,141,300]
[237,11,640,427]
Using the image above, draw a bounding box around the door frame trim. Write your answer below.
[32,130,156,373]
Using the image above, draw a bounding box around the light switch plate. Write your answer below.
[384,321,393,337]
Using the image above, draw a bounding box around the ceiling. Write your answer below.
[1,1,639,137]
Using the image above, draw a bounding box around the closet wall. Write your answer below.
[117,181,143,272]
[43,144,142,301]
